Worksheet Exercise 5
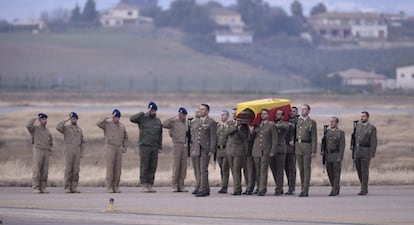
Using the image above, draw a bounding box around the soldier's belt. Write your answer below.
[217,145,226,149]
[296,139,311,143]
[358,144,370,148]
[328,148,340,153]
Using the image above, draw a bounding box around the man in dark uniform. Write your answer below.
[250,109,276,196]
[130,101,163,193]
[269,110,290,196]
[285,106,298,195]
[193,104,217,197]
[225,115,249,195]
[321,117,345,196]
[352,111,377,196]
[216,110,231,194]
[191,109,201,195]
[295,104,317,197]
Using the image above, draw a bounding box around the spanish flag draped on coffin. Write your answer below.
[236,98,291,125]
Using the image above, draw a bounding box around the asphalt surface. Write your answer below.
[0,186,413,225]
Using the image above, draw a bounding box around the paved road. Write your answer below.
[1,186,413,225]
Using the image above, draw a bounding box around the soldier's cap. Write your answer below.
[112,109,121,118]
[148,101,158,111]
[69,112,79,119]
[178,107,187,115]
[38,113,48,119]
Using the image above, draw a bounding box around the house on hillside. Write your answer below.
[209,8,253,44]
[328,68,387,89]
[12,19,46,33]
[100,3,152,27]
[396,65,414,90]
[309,12,388,41]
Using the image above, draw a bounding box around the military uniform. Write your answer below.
[269,120,290,195]
[163,117,187,192]
[216,120,232,193]
[324,128,345,196]
[193,116,217,196]
[285,116,298,194]
[56,120,85,193]
[130,112,163,189]
[295,117,317,196]
[354,122,377,195]
[26,118,53,193]
[97,118,128,193]
[243,137,256,194]
[251,121,276,195]
[225,122,249,195]
[190,118,201,194]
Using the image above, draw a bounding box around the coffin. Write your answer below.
[236,98,291,125]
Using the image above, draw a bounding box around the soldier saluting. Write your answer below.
[26,113,53,194]
[56,112,85,193]
[351,111,377,196]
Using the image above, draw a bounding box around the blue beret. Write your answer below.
[178,107,187,115]
[148,101,158,111]
[69,112,78,119]
[112,109,121,117]
[38,113,48,119]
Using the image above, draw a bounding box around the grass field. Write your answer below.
[0,92,413,187]
[0,29,298,92]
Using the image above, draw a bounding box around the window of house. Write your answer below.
[412,74,414,78]
[401,74,405,78]
[128,11,133,16]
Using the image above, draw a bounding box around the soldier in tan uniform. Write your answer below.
[56,112,85,193]
[191,109,201,195]
[97,109,128,193]
[193,104,217,197]
[321,117,345,196]
[163,107,188,192]
[353,111,377,196]
[269,110,290,195]
[26,113,53,194]
[225,115,249,195]
[216,110,231,194]
[250,109,276,196]
[295,104,317,197]
[285,106,298,195]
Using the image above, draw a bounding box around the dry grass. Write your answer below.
[0,93,413,187]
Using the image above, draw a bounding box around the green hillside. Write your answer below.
[0,29,297,93]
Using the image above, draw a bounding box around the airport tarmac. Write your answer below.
[0,186,413,225]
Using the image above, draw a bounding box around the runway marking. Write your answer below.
[1,204,412,225]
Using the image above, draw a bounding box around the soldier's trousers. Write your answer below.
[354,157,370,193]
[199,146,210,193]
[244,156,256,192]
[32,148,50,191]
[228,155,245,193]
[217,155,229,188]
[269,153,286,193]
[254,155,269,193]
[191,156,201,191]
[64,146,81,191]
[139,145,159,185]
[296,150,312,195]
[284,153,296,192]
[326,161,342,193]
[105,144,122,190]
[172,143,187,190]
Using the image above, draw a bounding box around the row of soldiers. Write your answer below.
[26,102,377,197]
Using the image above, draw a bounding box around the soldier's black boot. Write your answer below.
[218,186,228,194]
